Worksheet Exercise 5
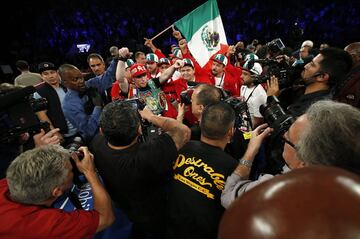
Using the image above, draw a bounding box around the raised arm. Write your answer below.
[221,124,273,208]
[140,107,191,150]
[144,38,166,59]
[159,59,183,84]
[86,58,118,93]
[115,47,131,94]
[73,147,115,232]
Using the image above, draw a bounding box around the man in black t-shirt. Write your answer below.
[166,102,238,239]
[90,101,190,238]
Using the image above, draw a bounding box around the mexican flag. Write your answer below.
[174,0,228,68]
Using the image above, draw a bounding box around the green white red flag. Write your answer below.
[174,0,229,68]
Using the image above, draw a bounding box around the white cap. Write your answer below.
[244,53,259,62]
[243,61,263,75]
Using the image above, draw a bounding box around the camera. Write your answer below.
[29,97,48,112]
[266,38,285,55]
[0,86,49,143]
[179,88,194,105]
[65,136,84,160]
[218,88,252,130]
[64,136,86,188]
[122,98,160,142]
[179,81,201,105]
[230,48,252,66]
[123,98,146,110]
[250,58,304,89]
[260,96,294,137]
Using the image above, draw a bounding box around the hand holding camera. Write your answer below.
[266,75,280,97]
[246,123,273,156]
[139,106,155,123]
[71,146,96,176]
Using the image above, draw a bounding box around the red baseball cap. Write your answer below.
[130,64,148,77]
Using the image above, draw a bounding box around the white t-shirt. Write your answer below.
[215,73,225,88]
[240,84,267,118]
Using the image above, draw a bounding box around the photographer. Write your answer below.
[90,101,190,238]
[0,145,115,238]
[267,47,353,117]
[259,47,353,174]
[239,61,267,128]
[221,100,360,208]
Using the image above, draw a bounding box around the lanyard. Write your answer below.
[216,73,225,88]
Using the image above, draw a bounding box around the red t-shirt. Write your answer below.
[0,179,99,239]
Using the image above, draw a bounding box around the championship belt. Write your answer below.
[142,80,168,115]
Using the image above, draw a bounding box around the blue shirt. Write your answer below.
[62,59,117,141]
[34,87,78,137]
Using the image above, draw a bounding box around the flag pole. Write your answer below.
[150,24,174,41]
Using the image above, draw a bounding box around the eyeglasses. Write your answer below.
[282,135,296,149]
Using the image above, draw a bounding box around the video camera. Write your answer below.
[249,58,304,89]
[230,48,252,66]
[248,38,305,88]
[219,88,252,130]
[260,96,294,138]
[0,86,49,143]
[266,38,286,55]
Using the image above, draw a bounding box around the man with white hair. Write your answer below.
[221,99,360,208]
[301,40,314,48]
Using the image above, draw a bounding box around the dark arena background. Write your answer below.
[0,0,359,83]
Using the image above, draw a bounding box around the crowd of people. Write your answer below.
[0,3,359,238]
[3,0,359,73]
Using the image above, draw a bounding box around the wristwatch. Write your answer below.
[239,158,253,168]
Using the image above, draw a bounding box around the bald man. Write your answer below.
[218,166,360,239]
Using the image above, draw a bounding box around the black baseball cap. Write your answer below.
[38,62,57,74]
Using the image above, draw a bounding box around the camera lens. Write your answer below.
[260,96,294,137]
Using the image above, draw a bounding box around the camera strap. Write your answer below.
[245,85,259,103]
[215,74,225,88]
[68,191,83,210]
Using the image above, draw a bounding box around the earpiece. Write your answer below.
[312,72,324,78]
